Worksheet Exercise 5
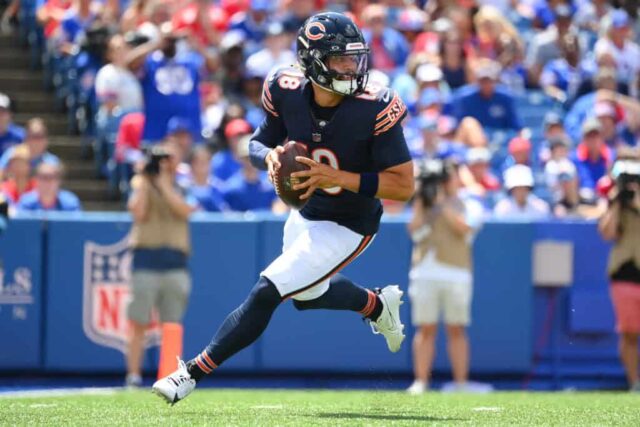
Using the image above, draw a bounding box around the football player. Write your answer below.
[153,12,414,404]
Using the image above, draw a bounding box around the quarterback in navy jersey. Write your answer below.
[153,12,414,405]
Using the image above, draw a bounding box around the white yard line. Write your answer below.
[0,387,123,399]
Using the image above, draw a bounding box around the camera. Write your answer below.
[613,159,640,209]
[143,146,172,176]
[81,23,112,59]
[416,159,451,208]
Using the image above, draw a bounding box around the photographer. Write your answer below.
[598,147,640,392]
[406,159,484,394]
[125,141,197,387]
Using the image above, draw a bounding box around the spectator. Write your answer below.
[540,32,586,106]
[412,114,455,160]
[538,111,568,164]
[593,101,635,149]
[229,0,273,55]
[546,158,586,217]
[0,144,35,205]
[598,148,640,392]
[126,140,196,388]
[201,81,228,139]
[245,22,295,82]
[501,136,532,174]
[407,160,483,394]
[220,136,276,212]
[17,162,81,212]
[472,5,525,92]
[281,0,316,35]
[172,0,229,46]
[0,93,25,156]
[95,34,144,114]
[210,118,251,183]
[0,118,60,176]
[594,9,640,90]
[461,146,500,208]
[564,67,618,144]
[395,7,427,46]
[120,0,151,33]
[189,146,227,212]
[36,0,73,41]
[438,30,470,89]
[361,4,410,75]
[494,165,550,219]
[415,62,446,94]
[127,22,215,144]
[450,59,522,131]
[525,3,577,86]
[56,0,98,56]
[571,117,612,204]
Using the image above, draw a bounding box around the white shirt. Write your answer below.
[95,64,143,112]
[493,194,550,219]
[245,49,296,80]
[594,37,640,83]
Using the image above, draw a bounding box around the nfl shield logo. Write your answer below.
[82,235,161,353]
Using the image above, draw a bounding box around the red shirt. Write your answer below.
[172,4,229,45]
[1,179,36,203]
[115,112,145,163]
[41,0,73,38]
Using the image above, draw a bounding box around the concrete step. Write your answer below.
[0,35,17,48]
[65,179,110,202]
[83,201,126,212]
[4,91,56,114]
[65,162,96,180]
[14,112,69,135]
[0,70,44,91]
[0,50,31,69]
[49,137,82,158]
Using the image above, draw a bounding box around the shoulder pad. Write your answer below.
[262,65,306,118]
[371,88,407,136]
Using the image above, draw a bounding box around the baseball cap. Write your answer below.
[582,117,602,136]
[416,63,443,83]
[474,60,501,80]
[466,147,491,165]
[508,137,532,154]
[504,164,534,190]
[419,88,442,107]
[265,21,284,37]
[224,118,252,139]
[611,9,630,29]
[548,134,572,149]
[543,111,563,130]
[0,92,10,110]
[166,117,192,135]
[396,9,427,32]
[554,4,572,20]
[594,102,616,118]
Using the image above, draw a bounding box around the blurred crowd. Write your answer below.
[0,0,639,217]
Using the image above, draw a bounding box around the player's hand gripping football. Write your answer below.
[291,156,343,200]
[265,146,286,185]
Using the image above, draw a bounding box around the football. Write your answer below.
[275,141,311,209]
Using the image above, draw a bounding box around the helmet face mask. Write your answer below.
[297,12,370,96]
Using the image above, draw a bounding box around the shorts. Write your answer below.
[408,278,472,326]
[262,210,374,301]
[610,281,640,334]
[127,269,191,325]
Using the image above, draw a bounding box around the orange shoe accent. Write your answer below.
[157,322,184,380]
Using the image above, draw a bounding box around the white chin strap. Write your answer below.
[330,79,358,96]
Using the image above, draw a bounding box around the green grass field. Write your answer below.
[1,389,639,426]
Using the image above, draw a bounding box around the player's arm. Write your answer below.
[250,72,289,181]
[293,158,414,201]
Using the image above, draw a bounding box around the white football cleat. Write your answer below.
[152,358,196,406]
[367,285,405,353]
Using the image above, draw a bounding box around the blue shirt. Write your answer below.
[540,58,586,101]
[222,171,276,212]
[571,144,609,199]
[450,85,522,130]
[60,10,96,44]
[0,149,60,170]
[0,124,25,155]
[17,189,81,212]
[140,51,203,142]
[191,184,228,212]
[210,150,241,182]
[564,92,596,144]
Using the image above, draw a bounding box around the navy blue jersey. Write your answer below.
[251,66,411,236]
